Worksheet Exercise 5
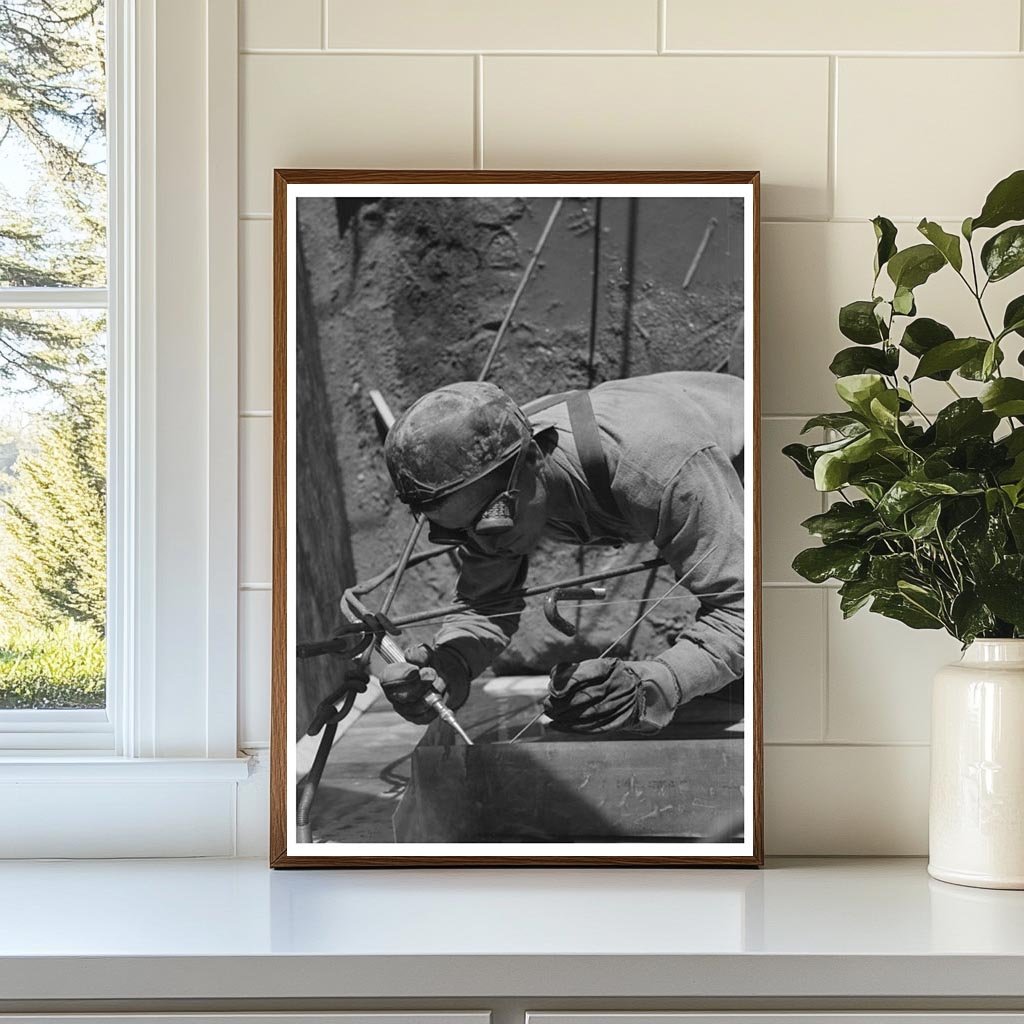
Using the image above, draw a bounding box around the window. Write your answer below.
[0,0,246,856]
[0,0,110,748]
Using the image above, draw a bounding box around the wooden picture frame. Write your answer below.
[271,170,762,867]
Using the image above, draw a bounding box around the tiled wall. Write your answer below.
[236,0,1024,854]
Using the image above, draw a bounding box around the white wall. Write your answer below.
[235,0,1024,855]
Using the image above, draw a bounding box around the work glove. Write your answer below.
[543,658,684,735]
[378,643,471,726]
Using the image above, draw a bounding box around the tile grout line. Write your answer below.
[238,47,1024,57]
[321,0,328,50]
[820,587,830,743]
[474,55,484,170]
[1021,0,1024,51]
[827,55,838,220]
[766,740,931,748]
[657,0,666,54]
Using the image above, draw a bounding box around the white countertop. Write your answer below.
[1,857,1023,1002]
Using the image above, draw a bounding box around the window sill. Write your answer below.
[0,755,255,858]
[0,754,252,782]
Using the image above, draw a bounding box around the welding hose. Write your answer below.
[296,719,339,844]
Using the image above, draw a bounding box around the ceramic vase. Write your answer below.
[929,639,1024,889]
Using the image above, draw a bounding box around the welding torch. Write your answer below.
[372,633,474,745]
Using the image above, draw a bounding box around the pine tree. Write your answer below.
[0,0,106,392]
[0,370,105,632]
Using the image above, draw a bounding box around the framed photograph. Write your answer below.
[270,171,762,867]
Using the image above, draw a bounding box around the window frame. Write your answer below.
[0,9,116,751]
[0,0,248,857]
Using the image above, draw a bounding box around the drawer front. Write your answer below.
[528,1016,1024,1024]
[0,1015,490,1024]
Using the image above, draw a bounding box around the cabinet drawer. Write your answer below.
[0,1015,490,1024]
[528,1016,1024,1024]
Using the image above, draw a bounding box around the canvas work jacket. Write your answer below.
[433,371,746,702]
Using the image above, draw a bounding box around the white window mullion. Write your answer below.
[0,287,108,310]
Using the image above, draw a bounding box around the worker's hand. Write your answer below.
[379,644,470,725]
[544,658,683,734]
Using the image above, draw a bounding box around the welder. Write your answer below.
[377,372,745,735]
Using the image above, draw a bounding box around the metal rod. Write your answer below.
[306,558,665,649]
[378,516,426,619]
[478,198,564,382]
[586,197,603,389]
[682,216,718,290]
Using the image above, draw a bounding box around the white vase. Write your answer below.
[929,639,1024,889]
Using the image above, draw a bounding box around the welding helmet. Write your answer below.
[384,381,534,538]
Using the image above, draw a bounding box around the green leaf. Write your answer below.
[872,215,898,278]
[911,337,988,380]
[839,300,887,345]
[800,413,865,435]
[887,243,946,291]
[800,500,879,543]
[900,317,954,359]
[835,373,887,414]
[814,450,851,491]
[917,219,963,272]
[868,389,902,430]
[838,579,879,618]
[782,442,814,479]
[976,577,1024,629]
[960,344,1004,381]
[962,216,974,241]
[877,479,957,524]
[792,543,866,584]
[982,341,1001,381]
[971,169,1024,232]
[934,399,998,445]
[892,286,916,316]
[979,378,1024,418]
[868,552,915,587]
[908,501,942,539]
[1003,295,1024,340]
[950,592,996,644]
[829,345,899,378]
[981,225,1024,282]
[846,431,888,464]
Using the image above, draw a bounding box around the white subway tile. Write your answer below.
[483,56,830,220]
[666,0,1020,53]
[240,416,273,586]
[766,744,929,854]
[761,418,823,584]
[240,55,474,214]
[241,0,321,50]
[836,58,1024,221]
[239,589,272,747]
[762,221,1022,415]
[240,219,272,412]
[328,0,657,51]
[762,588,825,743]
[826,599,961,744]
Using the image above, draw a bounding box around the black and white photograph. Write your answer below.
[272,172,762,866]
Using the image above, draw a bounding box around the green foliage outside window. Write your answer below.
[0,1,107,708]
[785,170,1024,644]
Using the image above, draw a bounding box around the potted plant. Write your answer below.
[785,169,1024,889]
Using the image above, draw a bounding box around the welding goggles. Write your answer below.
[419,425,533,545]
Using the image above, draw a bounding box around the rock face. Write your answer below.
[295,195,744,677]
